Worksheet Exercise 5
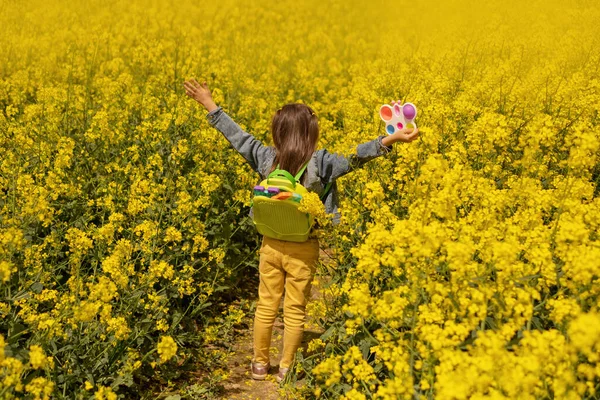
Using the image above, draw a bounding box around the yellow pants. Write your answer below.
[253,235,320,368]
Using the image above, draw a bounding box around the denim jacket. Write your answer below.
[206,106,393,224]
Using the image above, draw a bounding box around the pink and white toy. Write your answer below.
[379,100,418,135]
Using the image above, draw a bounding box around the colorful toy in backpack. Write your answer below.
[251,162,332,243]
[379,100,418,135]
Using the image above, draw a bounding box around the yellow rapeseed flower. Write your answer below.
[157,336,178,364]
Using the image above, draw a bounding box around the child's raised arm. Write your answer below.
[317,127,419,183]
[183,79,273,175]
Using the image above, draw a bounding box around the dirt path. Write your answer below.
[220,249,331,400]
[220,318,284,400]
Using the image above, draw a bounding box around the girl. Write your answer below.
[183,78,419,382]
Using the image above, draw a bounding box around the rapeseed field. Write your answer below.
[1,0,599,398]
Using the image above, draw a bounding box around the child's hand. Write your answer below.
[382,127,420,146]
[183,79,218,112]
[393,126,420,143]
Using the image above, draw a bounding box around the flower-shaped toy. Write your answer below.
[379,100,417,135]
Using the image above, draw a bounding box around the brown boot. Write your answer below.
[276,367,289,383]
[251,362,269,380]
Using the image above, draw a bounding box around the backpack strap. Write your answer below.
[271,161,332,200]
[296,160,331,200]
[320,182,333,201]
[294,162,309,182]
[272,161,310,184]
[268,167,296,188]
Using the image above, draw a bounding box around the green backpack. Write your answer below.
[251,162,332,242]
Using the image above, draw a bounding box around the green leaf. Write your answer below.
[359,337,373,359]
[31,282,44,293]
[321,325,336,341]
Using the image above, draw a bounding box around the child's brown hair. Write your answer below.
[270,103,319,181]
